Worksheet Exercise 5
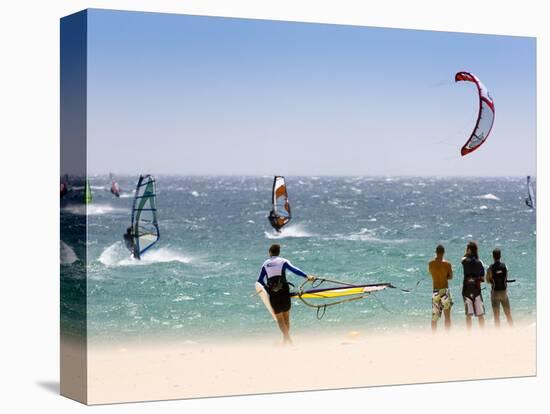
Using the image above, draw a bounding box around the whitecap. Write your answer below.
[98,242,192,267]
[61,204,126,216]
[173,295,194,302]
[474,193,500,201]
[331,228,409,243]
[264,223,314,239]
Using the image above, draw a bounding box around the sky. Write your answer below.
[81,9,537,176]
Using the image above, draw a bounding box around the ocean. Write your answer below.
[60,176,536,343]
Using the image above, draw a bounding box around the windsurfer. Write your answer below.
[111,183,120,197]
[268,210,283,232]
[268,176,291,232]
[525,176,534,208]
[257,244,315,344]
[428,244,453,331]
[123,227,137,258]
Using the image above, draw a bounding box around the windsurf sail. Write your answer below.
[268,176,291,231]
[110,173,121,197]
[455,71,495,156]
[291,278,393,319]
[128,174,159,259]
[525,175,536,209]
[293,283,392,299]
[84,179,92,204]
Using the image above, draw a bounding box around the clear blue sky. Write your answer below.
[85,9,536,176]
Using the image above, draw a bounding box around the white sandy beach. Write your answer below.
[79,322,536,405]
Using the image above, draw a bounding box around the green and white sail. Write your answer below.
[129,175,160,259]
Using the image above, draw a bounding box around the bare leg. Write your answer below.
[282,311,292,344]
[493,303,501,328]
[502,297,513,326]
[478,315,485,328]
[466,314,472,329]
[275,311,292,344]
[431,300,438,332]
[274,313,291,344]
[443,308,451,330]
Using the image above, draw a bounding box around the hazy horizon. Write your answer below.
[74,173,536,179]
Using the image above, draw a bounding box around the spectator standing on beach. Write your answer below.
[486,248,514,327]
[461,241,485,329]
[428,244,453,331]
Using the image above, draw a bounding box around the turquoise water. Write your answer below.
[61,176,536,343]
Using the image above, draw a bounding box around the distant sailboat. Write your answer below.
[525,176,535,209]
[267,176,291,232]
[110,173,121,197]
[124,175,159,260]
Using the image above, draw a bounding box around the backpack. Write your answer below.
[267,275,289,294]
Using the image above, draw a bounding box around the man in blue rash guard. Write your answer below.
[257,244,315,344]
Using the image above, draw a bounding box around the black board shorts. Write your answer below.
[269,290,291,314]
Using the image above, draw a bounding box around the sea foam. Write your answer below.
[98,242,192,267]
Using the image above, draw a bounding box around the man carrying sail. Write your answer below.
[257,244,315,344]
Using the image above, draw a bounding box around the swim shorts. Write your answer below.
[269,289,291,314]
[432,288,453,321]
[463,293,485,316]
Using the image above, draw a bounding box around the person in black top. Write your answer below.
[486,248,513,327]
[461,241,485,329]
[123,227,138,259]
[268,210,283,232]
